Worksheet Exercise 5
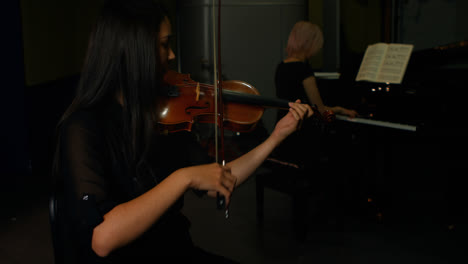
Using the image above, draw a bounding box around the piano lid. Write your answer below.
[406,40,468,72]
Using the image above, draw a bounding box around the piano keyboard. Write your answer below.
[335,115,417,132]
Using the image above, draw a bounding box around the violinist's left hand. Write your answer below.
[271,99,313,141]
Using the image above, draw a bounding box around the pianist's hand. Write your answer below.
[331,106,358,118]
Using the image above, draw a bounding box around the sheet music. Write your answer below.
[378,44,414,83]
[356,43,387,82]
[356,43,414,84]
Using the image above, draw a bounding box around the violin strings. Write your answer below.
[171,83,215,89]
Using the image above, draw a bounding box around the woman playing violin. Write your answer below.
[52,0,312,263]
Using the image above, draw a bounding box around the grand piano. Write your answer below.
[316,41,468,228]
[324,41,467,131]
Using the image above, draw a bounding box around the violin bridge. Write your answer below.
[196,82,200,101]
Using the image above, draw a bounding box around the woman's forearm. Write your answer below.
[227,101,312,186]
[303,76,326,113]
[91,169,191,257]
[227,130,283,186]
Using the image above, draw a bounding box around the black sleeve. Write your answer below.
[299,63,315,81]
[179,131,214,197]
[60,112,117,249]
[188,136,214,166]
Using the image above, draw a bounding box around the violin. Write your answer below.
[155,70,335,134]
[156,70,284,134]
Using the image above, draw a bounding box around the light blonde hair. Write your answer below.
[286,21,323,59]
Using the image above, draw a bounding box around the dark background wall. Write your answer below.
[1,0,29,192]
[397,0,468,51]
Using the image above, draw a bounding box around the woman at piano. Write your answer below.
[272,21,358,170]
[275,21,358,119]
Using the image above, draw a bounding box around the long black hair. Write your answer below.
[53,0,169,186]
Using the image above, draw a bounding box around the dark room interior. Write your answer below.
[1,0,467,263]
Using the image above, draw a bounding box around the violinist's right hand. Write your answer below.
[181,163,236,206]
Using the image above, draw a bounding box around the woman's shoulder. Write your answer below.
[277,60,310,70]
[63,108,100,129]
[60,107,111,140]
[276,60,314,78]
[64,102,121,129]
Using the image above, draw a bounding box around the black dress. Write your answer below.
[56,102,231,263]
[273,61,319,168]
[275,61,315,106]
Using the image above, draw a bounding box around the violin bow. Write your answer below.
[212,0,229,218]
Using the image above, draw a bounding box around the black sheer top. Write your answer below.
[57,102,211,263]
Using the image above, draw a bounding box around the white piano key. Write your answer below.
[336,115,417,132]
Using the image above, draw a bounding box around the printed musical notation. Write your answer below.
[356,43,414,84]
